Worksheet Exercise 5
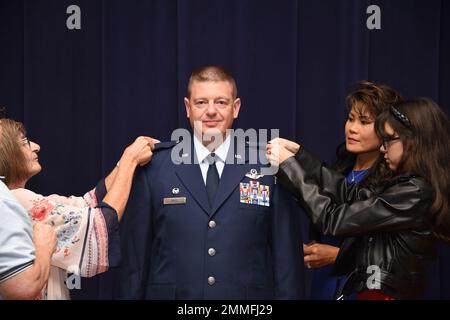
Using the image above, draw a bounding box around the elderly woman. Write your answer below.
[0,118,158,299]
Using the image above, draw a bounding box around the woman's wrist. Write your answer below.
[279,153,297,170]
[119,153,139,168]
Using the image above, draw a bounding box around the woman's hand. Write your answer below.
[303,242,339,269]
[121,136,160,167]
[266,138,300,166]
[0,222,57,300]
[103,136,160,220]
[277,138,301,154]
[33,222,57,257]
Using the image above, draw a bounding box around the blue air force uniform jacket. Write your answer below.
[113,139,305,299]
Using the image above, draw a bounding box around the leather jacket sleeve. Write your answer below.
[276,147,433,237]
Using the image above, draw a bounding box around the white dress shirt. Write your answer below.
[193,134,231,185]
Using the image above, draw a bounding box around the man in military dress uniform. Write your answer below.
[113,66,305,299]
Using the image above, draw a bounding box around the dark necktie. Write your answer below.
[205,153,220,205]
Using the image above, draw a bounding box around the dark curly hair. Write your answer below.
[333,81,403,189]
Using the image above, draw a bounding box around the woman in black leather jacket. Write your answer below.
[267,98,450,299]
[305,81,403,300]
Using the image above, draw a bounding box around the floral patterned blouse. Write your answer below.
[12,180,120,300]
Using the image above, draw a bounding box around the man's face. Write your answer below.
[184,80,241,146]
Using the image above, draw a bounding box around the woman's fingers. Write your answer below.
[285,140,300,154]
[140,136,161,149]
[304,254,319,269]
[266,146,280,166]
[303,243,339,268]
[303,243,315,255]
[266,138,297,165]
[137,145,153,166]
[266,140,281,164]
[135,136,159,151]
[303,254,317,263]
[120,136,160,167]
[33,222,57,255]
[268,138,300,154]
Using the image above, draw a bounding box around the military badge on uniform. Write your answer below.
[240,180,270,207]
[245,168,264,180]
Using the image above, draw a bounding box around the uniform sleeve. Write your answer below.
[277,148,433,237]
[12,185,119,278]
[113,166,153,299]
[270,179,305,299]
[0,197,35,283]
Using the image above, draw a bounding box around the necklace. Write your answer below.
[351,170,367,182]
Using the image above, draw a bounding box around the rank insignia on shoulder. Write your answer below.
[240,181,270,207]
[245,168,264,180]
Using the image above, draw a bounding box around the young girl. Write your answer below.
[268,98,450,299]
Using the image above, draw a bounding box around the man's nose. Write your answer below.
[205,102,217,115]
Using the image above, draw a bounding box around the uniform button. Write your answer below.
[208,220,216,228]
[208,276,216,285]
[208,248,216,256]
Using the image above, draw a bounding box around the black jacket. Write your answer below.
[277,147,437,299]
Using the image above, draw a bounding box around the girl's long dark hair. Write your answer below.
[376,98,450,241]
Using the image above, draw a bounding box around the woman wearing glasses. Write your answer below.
[0,118,158,299]
[267,98,450,299]
[304,81,403,300]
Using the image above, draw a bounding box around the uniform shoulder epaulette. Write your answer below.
[153,140,178,152]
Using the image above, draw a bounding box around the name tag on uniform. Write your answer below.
[163,197,187,205]
[240,181,270,207]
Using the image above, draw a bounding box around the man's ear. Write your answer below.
[233,98,241,119]
[184,97,191,118]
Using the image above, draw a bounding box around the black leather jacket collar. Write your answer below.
[277,147,436,299]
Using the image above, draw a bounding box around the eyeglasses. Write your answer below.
[381,135,401,150]
[21,137,31,148]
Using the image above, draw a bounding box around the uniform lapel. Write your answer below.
[174,135,260,217]
[210,141,251,216]
[210,162,250,216]
[174,146,211,216]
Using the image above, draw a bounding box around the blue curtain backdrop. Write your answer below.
[1,0,449,299]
